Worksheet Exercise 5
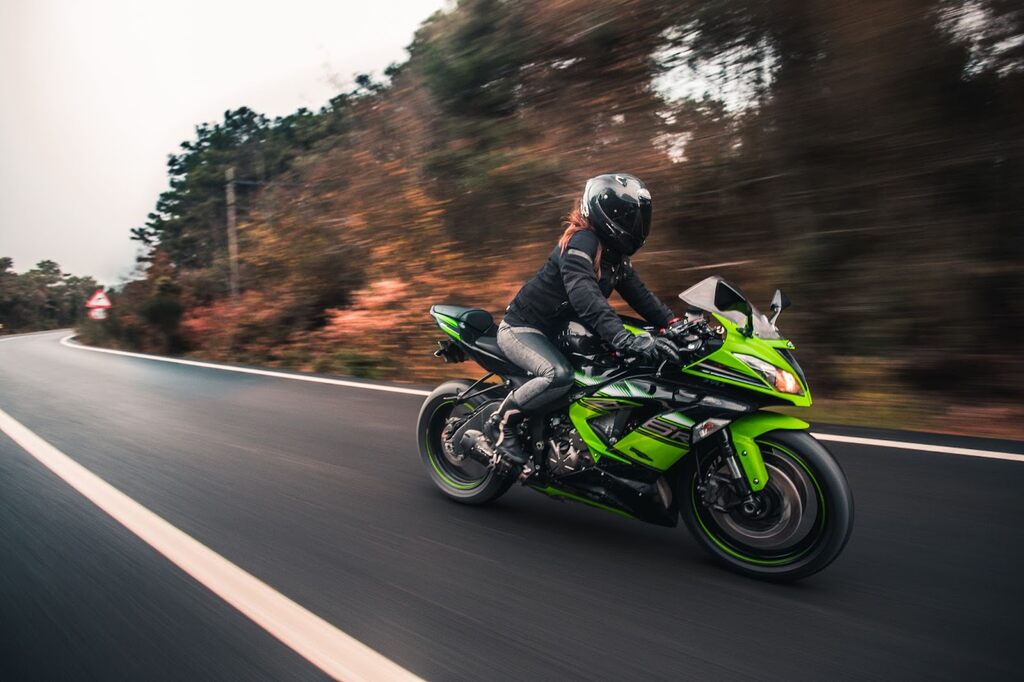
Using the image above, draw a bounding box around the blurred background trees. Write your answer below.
[83,0,1022,431]
[0,258,100,333]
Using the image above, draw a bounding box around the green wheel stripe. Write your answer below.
[425,400,486,491]
[691,441,826,567]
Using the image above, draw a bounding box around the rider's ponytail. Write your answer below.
[558,203,602,275]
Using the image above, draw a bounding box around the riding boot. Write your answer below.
[487,393,528,466]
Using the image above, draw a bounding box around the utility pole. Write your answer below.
[225,166,239,298]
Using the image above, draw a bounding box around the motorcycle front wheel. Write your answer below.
[679,430,854,581]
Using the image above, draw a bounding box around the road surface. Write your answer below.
[2,330,1022,680]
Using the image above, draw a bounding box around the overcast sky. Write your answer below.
[0,0,447,284]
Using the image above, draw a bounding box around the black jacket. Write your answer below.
[504,229,675,342]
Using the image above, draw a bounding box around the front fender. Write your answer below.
[729,412,809,492]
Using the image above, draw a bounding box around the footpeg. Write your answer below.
[517,462,535,483]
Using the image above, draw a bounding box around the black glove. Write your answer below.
[654,337,681,364]
[611,329,660,364]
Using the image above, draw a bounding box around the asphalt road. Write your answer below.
[2,330,1022,681]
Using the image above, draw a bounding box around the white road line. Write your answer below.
[59,335,431,397]
[0,407,422,682]
[0,329,71,341]
[56,335,1023,462]
[811,432,1024,463]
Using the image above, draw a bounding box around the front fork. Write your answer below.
[721,431,768,515]
[695,411,810,511]
[695,431,763,515]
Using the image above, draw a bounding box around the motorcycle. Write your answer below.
[416,276,853,580]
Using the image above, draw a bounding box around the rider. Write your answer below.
[489,173,682,466]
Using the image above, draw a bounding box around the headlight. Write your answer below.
[735,353,804,395]
[774,368,803,395]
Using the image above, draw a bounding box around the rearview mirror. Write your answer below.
[769,289,791,325]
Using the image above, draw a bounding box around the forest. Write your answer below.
[0,258,100,333]
[79,0,1023,435]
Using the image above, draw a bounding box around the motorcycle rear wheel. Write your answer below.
[417,380,513,504]
[679,430,854,581]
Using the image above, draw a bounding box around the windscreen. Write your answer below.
[678,277,782,339]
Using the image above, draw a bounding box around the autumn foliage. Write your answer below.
[85,0,1024,434]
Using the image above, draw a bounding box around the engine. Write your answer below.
[545,417,594,475]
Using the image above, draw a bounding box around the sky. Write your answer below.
[0,0,447,284]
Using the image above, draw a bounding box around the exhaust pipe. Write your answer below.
[459,429,500,468]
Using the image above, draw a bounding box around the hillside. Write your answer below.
[79,0,1024,437]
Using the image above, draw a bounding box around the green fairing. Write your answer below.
[534,485,637,519]
[431,312,462,341]
[570,399,691,470]
[569,400,633,465]
[612,427,689,470]
[727,412,809,491]
[432,311,459,327]
[682,313,812,407]
[622,323,646,336]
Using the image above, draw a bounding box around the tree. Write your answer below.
[106,0,1022,402]
[0,258,100,333]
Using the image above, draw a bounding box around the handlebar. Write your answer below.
[592,317,719,368]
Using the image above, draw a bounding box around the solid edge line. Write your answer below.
[0,328,73,341]
[811,432,1024,463]
[57,336,1022,462]
[59,335,431,397]
[0,407,422,682]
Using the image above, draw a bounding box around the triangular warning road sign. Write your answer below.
[86,289,112,309]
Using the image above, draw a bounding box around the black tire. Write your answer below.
[417,379,513,504]
[679,430,854,581]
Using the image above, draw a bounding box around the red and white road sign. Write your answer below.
[85,289,112,309]
[88,309,108,320]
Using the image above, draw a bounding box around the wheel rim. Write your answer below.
[692,441,826,566]
[425,399,492,491]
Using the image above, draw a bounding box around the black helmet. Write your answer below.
[580,173,652,256]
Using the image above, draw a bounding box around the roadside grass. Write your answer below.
[72,327,1022,441]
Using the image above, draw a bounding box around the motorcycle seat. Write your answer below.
[431,304,529,376]
[431,304,495,341]
[472,333,503,357]
[472,332,533,377]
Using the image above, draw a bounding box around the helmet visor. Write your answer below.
[605,198,651,251]
[606,200,650,231]
[637,200,652,242]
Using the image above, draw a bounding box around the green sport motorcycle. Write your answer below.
[417,276,853,581]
